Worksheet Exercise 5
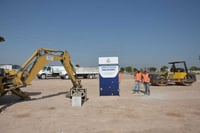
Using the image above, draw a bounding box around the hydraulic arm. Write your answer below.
[0,48,87,101]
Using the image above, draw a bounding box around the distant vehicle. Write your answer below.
[60,66,99,79]
[150,61,196,86]
[37,66,65,79]
[0,64,21,71]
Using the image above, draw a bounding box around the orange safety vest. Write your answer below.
[142,73,150,83]
[135,72,142,82]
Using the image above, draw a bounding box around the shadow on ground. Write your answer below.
[0,91,68,113]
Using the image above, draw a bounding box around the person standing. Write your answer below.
[133,70,142,94]
[142,71,150,95]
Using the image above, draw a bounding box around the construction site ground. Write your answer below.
[0,74,200,133]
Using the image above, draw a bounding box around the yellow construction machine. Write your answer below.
[0,48,87,101]
[150,61,196,86]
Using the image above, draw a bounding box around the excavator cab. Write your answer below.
[0,68,4,76]
[0,68,13,96]
[0,68,5,96]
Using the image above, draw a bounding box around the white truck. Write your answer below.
[60,66,99,79]
[37,66,66,79]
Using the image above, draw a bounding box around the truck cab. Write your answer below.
[37,66,65,79]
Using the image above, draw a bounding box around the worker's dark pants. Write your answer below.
[133,81,141,93]
[143,82,150,95]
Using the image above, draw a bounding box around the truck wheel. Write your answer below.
[65,74,69,79]
[41,74,46,79]
[88,75,93,79]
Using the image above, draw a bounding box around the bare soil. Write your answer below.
[0,74,200,133]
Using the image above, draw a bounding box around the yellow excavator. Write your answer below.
[0,48,87,101]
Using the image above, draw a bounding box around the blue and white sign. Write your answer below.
[99,57,119,96]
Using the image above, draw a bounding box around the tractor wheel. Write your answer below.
[180,75,194,86]
[157,77,168,86]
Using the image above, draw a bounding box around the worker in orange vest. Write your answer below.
[133,70,142,94]
[142,71,150,95]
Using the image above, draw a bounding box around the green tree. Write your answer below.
[160,66,168,72]
[120,67,125,73]
[190,66,200,71]
[125,66,133,73]
[148,67,157,72]
[133,68,138,72]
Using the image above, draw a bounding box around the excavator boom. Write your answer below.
[0,48,87,101]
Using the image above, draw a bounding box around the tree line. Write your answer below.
[120,65,200,73]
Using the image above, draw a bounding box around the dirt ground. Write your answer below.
[0,74,200,133]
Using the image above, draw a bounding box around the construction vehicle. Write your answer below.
[150,61,196,86]
[0,48,87,101]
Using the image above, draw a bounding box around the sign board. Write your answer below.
[99,57,119,96]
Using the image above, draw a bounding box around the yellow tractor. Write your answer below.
[150,61,196,86]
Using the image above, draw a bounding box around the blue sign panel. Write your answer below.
[99,57,119,96]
